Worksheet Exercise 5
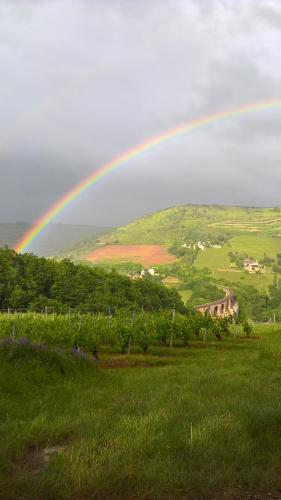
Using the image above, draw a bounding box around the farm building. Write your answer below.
[128,267,159,280]
[244,258,260,273]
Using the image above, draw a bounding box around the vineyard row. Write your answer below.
[0,312,235,354]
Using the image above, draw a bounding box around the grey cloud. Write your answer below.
[0,0,281,237]
[250,1,281,29]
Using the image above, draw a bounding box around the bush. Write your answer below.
[242,320,253,337]
[0,337,95,375]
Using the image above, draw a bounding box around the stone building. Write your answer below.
[195,288,239,318]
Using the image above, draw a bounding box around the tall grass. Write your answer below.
[1,326,281,498]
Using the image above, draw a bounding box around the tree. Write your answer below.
[0,247,186,314]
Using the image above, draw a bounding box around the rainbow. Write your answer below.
[15,98,281,253]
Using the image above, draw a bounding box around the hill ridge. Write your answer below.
[62,204,280,300]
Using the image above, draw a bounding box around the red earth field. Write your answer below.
[84,244,176,266]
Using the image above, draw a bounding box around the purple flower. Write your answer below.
[72,349,88,360]
[0,337,12,347]
[17,337,32,347]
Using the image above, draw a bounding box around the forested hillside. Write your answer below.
[0,248,185,313]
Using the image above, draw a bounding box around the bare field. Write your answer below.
[84,244,176,266]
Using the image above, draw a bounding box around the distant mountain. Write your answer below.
[0,223,30,249]
[0,222,113,256]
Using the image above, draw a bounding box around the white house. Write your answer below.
[244,259,260,273]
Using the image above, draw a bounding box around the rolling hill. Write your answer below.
[64,205,281,298]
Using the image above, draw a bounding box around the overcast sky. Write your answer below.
[1,0,281,229]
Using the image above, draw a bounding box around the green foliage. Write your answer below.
[113,312,133,354]
[260,253,275,266]
[180,266,221,304]
[0,247,185,313]
[232,282,280,322]
[0,337,96,378]
[0,309,225,355]
[242,320,253,337]
[273,253,281,274]
[228,251,248,268]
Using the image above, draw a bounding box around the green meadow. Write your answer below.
[214,269,274,291]
[2,325,281,499]
[194,234,277,291]
[195,235,280,270]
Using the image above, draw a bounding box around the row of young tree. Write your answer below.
[0,310,251,355]
[0,248,185,313]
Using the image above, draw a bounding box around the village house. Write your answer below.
[181,241,222,251]
[244,258,260,273]
[128,272,142,281]
[147,267,159,277]
[197,242,205,251]
[128,267,159,280]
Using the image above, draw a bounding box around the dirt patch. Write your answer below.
[84,244,176,266]
[100,358,151,369]
[99,354,176,369]
[74,490,281,500]
[17,443,68,475]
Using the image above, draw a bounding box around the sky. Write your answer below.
[1,0,281,228]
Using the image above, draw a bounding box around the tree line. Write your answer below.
[0,247,185,313]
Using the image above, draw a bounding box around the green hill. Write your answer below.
[102,204,281,245]
[63,205,281,312]
[67,204,281,259]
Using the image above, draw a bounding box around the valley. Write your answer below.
[61,205,281,320]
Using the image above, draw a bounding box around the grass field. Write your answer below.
[214,269,274,291]
[195,245,231,270]
[195,234,280,271]
[194,233,278,291]
[178,289,193,304]
[2,326,281,499]
[228,235,281,258]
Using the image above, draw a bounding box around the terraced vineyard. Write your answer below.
[99,206,281,245]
